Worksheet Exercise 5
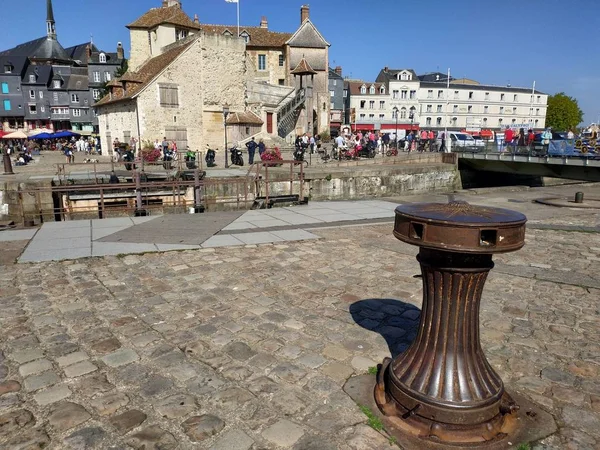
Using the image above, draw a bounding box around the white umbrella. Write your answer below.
[27,128,53,137]
[2,130,27,139]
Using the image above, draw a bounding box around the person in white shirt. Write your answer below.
[567,129,574,140]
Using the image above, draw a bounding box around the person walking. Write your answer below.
[439,131,447,153]
[309,135,315,154]
[245,137,257,164]
[541,128,552,154]
[517,128,525,151]
[503,127,513,152]
[527,129,535,153]
[428,130,435,151]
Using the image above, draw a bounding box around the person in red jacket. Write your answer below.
[503,127,513,152]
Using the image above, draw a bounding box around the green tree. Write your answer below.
[545,92,583,131]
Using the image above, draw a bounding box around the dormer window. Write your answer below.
[379,86,385,94]
[29,74,36,83]
[369,86,375,94]
[360,85,366,94]
[223,30,233,37]
[99,53,106,63]
[4,65,13,73]
[240,31,250,43]
[175,29,188,41]
[53,80,61,89]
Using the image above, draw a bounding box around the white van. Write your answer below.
[437,132,485,151]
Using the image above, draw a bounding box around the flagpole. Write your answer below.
[445,68,450,152]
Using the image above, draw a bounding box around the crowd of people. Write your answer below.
[333,130,443,154]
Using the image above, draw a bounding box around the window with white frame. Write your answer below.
[483,118,488,124]
[73,108,81,117]
[379,114,385,119]
[436,105,442,113]
[329,90,334,97]
[104,72,112,82]
[437,90,443,99]
[53,92,58,101]
[359,113,365,119]
[258,54,266,71]
[426,104,432,113]
[452,117,457,125]
[369,113,374,119]
[401,90,407,99]
[29,104,37,114]
[453,105,458,113]
[468,91,474,99]
[369,101,374,109]
[379,101,385,109]
[513,94,518,101]
[93,89,101,100]
[29,74,36,83]
[330,102,334,109]
[501,93,505,101]
[40,105,45,113]
[468,105,472,112]
[369,86,375,94]
[99,53,106,63]
[499,118,503,125]
[427,90,433,99]
[513,107,517,114]
[29,90,35,99]
[53,80,60,88]
[278,54,284,67]
[484,105,488,113]
[436,117,442,126]
[343,90,347,98]
[426,117,431,126]
[93,71,100,82]
[512,118,516,124]
[410,90,416,99]
[536,108,540,116]
[401,72,409,81]
[360,85,366,94]
[379,86,385,94]
[537,95,541,103]
[500,106,504,114]
[454,90,459,99]
[392,90,398,99]
[360,100,365,109]
[71,94,79,103]
[400,107,406,119]
[485,92,490,100]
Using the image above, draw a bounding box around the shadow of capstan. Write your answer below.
[350,299,421,359]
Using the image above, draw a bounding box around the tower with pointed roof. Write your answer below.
[46,0,57,40]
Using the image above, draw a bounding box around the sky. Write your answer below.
[2,0,598,124]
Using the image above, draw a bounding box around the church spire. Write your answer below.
[46,0,56,40]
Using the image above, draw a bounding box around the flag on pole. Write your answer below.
[225,0,240,37]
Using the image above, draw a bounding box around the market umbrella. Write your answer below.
[52,130,80,139]
[28,128,53,137]
[2,130,28,139]
[28,132,53,140]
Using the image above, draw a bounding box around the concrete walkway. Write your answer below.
[13,200,399,263]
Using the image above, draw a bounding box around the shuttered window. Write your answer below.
[165,127,188,150]
[159,84,179,108]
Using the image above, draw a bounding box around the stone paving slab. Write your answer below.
[0,186,599,449]
[0,229,37,242]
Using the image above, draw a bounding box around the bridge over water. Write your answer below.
[456,151,600,182]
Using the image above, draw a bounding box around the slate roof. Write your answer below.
[375,68,420,83]
[64,42,98,62]
[418,72,453,82]
[286,20,329,48]
[420,80,546,95]
[0,37,47,57]
[67,74,89,91]
[127,5,201,30]
[0,55,29,76]
[226,111,263,125]
[0,35,72,64]
[95,39,195,106]
[22,65,52,85]
[346,80,386,96]
[199,24,292,48]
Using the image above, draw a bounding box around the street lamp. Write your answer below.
[393,106,399,151]
[223,104,230,168]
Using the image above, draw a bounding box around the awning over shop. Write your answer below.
[352,124,375,130]
[380,123,419,131]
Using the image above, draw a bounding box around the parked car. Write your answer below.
[437,132,486,152]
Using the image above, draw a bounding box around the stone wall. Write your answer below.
[97,101,138,155]
[129,29,151,72]
[246,49,288,86]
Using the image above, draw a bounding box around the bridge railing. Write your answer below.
[453,140,600,160]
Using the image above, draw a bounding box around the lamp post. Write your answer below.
[409,111,414,151]
[223,104,230,168]
[393,106,399,152]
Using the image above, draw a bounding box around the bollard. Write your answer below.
[193,168,205,213]
[575,192,584,204]
[133,170,147,217]
[376,201,528,445]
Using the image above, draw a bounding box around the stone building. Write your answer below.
[95,34,246,153]
[328,66,344,136]
[96,1,330,154]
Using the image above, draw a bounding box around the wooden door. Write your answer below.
[267,113,273,134]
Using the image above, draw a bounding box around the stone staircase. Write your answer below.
[277,88,305,139]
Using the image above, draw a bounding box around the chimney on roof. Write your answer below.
[166,0,181,8]
[193,14,199,24]
[162,0,168,6]
[117,42,124,60]
[300,5,309,24]
[86,44,92,61]
[335,66,342,76]
[384,66,388,72]
[260,16,268,29]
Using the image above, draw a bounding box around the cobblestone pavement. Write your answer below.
[0,190,599,449]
